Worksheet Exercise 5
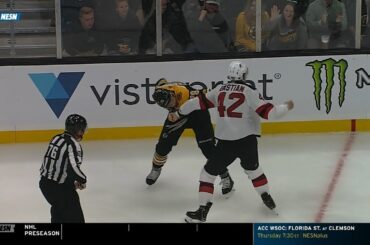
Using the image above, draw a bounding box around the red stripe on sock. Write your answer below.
[252,178,268,187]
[199,186,214,194]
[199,182,214,194]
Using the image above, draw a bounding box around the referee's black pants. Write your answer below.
[39,177,85,223]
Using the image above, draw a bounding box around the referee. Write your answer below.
[39,114,88,223]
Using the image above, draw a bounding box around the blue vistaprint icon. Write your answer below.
[29,72,85,118]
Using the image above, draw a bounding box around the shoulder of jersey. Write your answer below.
[237,81,256,90]
[245,83,256,90]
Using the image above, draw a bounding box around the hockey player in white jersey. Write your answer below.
[168,61,294,223]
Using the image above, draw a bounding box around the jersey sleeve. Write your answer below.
[179,88,216,115]
[248,89,289,120]
[68,142,87,184]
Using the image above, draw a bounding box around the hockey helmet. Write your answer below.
[227,61,248,81]
[65,114,87,135]
[152,89,173,108]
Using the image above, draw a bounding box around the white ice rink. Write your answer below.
[0,132,369,223]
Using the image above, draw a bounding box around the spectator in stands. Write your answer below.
[94,0,144,29]
[341,0,368,48]
[128,0,146,25]
[93,0,116,30]
[61,0,94,32]
[362,0,370,48]
[220,0,245,41]
[234,0,278,52]
[184,0,234,53]
[141,0,156,17]
[263,0,285,14]
[305,0,348,49]
[137,0,158,26]
[63,6,104,56]
[138,0,195,54]
[265,0,308,20]
[106,0,142,55]
[265,1,308,50]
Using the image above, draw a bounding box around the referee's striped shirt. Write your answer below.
[40,132,86,184]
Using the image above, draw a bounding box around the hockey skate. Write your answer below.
[261,192,278,214]
[145,167,162,185]
[185,202,212,223]
[220,175,235,197]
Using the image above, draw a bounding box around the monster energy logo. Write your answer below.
[306,58,348,114]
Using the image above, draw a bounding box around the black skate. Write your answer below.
[220,175,235,197]
[185,202,212,223]
[261,192,277,211]
[145,167,161,185]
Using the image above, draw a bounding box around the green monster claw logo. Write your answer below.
[306,58,348,114]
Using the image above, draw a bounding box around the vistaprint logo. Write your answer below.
[29,72,85,118]
[306,58,348,114]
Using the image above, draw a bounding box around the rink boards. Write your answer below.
[1,54,370,143]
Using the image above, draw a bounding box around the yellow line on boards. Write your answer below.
[0,119,365,144]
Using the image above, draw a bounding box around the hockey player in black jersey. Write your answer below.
[146,78,234,196]
[39,114,88,223]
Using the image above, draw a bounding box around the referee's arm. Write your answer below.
[68,144,87,184]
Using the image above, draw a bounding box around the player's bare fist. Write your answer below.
[285,100,294,110]
[168,112,180,122]
[74,181,86,190]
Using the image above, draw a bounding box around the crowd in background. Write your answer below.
[60,0,370,57]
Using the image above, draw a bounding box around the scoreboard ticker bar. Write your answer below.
[0,223,369,244]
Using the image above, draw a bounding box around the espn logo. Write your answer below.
[0,224,15,232]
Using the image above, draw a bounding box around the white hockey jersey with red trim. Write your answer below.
[179,82,287,140]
